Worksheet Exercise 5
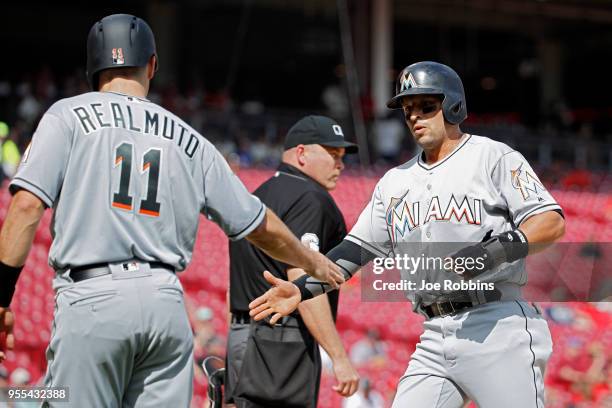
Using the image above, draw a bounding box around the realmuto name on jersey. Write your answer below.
[386,193,482,241]
[71,102,200,158]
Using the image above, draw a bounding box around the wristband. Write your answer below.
[293,274,314,301]
[497,229,529,262]
[0,261,23,307]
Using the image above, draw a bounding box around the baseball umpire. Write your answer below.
[226,116,360,407]
[249,61,566,407]
[0,14,343,407]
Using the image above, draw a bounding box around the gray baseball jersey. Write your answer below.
[347,134,563,294]
[10,91,265,271]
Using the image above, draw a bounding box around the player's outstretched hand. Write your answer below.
[308,251,344,290]
[331,357,360,397]
[0,307,15,362]
[249,271,301,324]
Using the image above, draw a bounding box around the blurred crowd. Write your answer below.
[2,67,612,185]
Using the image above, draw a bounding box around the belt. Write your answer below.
[69,261,174,283]
[421,289,502,319]
[231,311,252,324]
[422,301,474,318]
[231,311,301,325]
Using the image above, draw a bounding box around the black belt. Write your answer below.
[422,301,474,318]
[231,311,301,325]
[69,261,174,283]
[422,289,502,319]
[231,311,252,324]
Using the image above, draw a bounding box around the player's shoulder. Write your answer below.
[140,96,217,154]
[465,134,518,160]
[44,93,94,117]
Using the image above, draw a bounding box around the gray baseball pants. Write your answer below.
[43,263,194,407]
[392,301,552,408]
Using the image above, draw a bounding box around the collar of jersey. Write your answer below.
[276,162,310,181]
[102,91,150,103]
[417,133,471,171]
[276,162,330,191]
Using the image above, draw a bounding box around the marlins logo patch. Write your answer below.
[511,162,545,200]
[385,190,418,245]
[401,72,418,92]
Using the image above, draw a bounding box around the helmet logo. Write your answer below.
[401,72,417,92]
[112,48,125,65]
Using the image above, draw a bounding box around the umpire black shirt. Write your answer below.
[229,162,347,319]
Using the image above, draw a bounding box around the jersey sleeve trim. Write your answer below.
[9,178,54,207]
[227,202,266,241]
[515,203,564,227]
[345,234,388,258]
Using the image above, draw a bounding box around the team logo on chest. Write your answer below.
[511,162,545,200]
[386,190,420,244]
[386,192,482,244]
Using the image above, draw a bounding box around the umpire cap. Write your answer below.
[86,14,158,91]
[284,116,358,154]
[387,61,467,125]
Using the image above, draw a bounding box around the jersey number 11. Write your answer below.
[112,142,162,217]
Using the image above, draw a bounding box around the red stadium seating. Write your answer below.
[0,171,610,407]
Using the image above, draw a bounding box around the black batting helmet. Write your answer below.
[387,61,467,125]
[86,14,158,90]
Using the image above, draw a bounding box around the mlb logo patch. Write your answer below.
[122,262,139,272]
[112,48,125,65]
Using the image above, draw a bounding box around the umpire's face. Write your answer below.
[301,144,346,191]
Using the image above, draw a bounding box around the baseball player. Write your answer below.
[0,14,343,407]
[248,61,566,407]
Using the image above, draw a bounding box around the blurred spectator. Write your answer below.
[580,241,602,259]
[193,307,225,362]
[10,367,30,386]
[372,112,405,164]
[343,378,384,408]
[349,329,387,366]
[16,84,42,128]
[322,81,349,120]
[10,367,38,408]
[562,168,592,190]
[0,122,22,180]
[555,339,609,403]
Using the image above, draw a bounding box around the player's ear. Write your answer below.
[147,55,157,80]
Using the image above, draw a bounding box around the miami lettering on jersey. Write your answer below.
[510,162,545,201]
[386,193,482,243]
[71,102,200,158]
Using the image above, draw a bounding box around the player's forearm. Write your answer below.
[0,190,45,266]
[519,211,565,254]
[246,208,318,271]
[294,239,373,301]
[288,268,348,360]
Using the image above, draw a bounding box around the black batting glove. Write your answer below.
[445,229,528,279]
